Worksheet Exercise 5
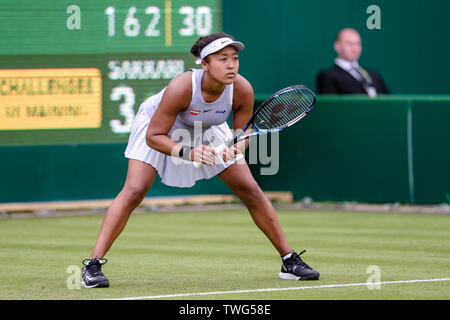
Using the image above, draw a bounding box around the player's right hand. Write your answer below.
[191,145,217,166]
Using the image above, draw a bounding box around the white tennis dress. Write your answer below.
[124,69,243,187]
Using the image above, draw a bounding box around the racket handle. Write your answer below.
[192,144,228,168]
[192,160,203,168]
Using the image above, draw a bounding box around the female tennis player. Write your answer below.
[81,32,319,288]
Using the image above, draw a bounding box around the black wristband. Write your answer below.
[178,145,193,161]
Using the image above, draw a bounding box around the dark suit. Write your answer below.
[316,64,390,94]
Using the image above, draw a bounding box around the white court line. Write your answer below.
[109,278,450,300]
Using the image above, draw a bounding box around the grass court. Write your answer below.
[1,208,449,300]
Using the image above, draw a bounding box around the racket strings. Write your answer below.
[255,88,314,129]
[276,90,311,121]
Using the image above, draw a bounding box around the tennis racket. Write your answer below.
[193,85,316,168]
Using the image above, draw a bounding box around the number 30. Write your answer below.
[179,6,212,36]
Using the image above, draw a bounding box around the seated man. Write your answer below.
[316,28,390,96]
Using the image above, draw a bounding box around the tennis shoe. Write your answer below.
[81,258,109,288]
[279,250,320,280]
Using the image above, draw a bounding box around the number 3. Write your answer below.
[110,86,135,134]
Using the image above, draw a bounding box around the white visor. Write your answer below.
[195,37,244,65]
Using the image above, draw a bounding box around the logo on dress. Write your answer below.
[190,109,201,116]
[215,110,226,114]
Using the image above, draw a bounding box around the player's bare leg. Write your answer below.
[90,159,157,259]
[218,158,320,280]
[82,159,156,288]
[218,158,293,256]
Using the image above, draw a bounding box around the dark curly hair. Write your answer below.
[190,32,236,62]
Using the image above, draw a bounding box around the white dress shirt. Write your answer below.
[335,58,377,97]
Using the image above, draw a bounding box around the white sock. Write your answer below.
[282,252,293,260]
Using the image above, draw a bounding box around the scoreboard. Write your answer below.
[0,0,221,145]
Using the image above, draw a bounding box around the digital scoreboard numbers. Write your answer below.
[0,0,221,145]
[104,2,216,49]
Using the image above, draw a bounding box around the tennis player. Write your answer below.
[81,32,319,288]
